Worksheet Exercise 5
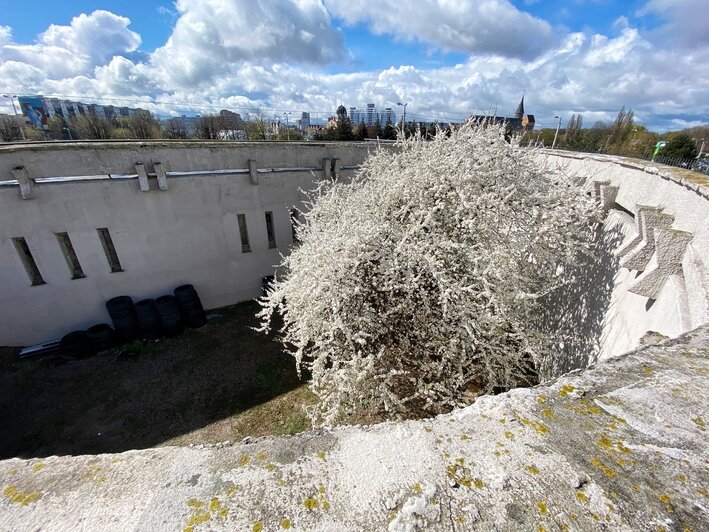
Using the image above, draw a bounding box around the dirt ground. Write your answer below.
[0,302,316,459]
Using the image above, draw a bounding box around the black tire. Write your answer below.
[174,285,207,328]
[86,323,115,352]
[106,296,140,343]
[135,299,163,340]
[60,330,94,359]
[155,295,183,337]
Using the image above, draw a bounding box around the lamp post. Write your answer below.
[397,101,407,133]
[2,94,26,140]
[283,112,291,141]
[551,115,561,149]
[62,127,73,140]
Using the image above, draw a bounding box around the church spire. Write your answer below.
[514,93,525,120]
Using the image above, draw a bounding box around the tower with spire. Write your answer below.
[514,94,525,120]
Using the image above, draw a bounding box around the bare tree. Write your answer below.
[164,117,189,139]
[124,111,160,139]
[0,115,23,141]
[74,113,115,139]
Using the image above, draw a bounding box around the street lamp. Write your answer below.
[2,94,27,140]
[551,115,561,149]
[283,112,291,141]
[397,102,408,133]
[62,127,73,140]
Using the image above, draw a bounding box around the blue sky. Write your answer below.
[0,0,707,131]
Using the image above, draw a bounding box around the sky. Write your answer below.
[0,0,707,131]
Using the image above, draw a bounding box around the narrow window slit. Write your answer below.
[97,228,123,272]
[290,208,300,243]
[237,214,251,253]
[55,232,85,279]
[265,211,277,248]
[12,237,46,286]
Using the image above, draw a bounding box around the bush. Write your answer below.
[258,122,601,425]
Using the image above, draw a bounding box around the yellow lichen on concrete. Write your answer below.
[31,463,46,472]
[3,485,41,506]
[559,385,576,398]
[519,417,549,435]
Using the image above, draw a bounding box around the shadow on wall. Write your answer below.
[536,218,625,380]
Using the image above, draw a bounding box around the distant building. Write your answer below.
[468,95,535,132]
[18,95,147,130]
[297,112,310,131]
[347,103,397,127]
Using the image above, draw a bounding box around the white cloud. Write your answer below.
[324,0,557,59]
[0,10,141,80]
[149,0,344,86]
[0,4,707,132]
[637,0,709,48]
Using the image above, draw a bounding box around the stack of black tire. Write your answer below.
[59,323,115,359]
[134,299,163,340]
[174,284,207,328]
[155,295,183,337]
[106,296,140,342]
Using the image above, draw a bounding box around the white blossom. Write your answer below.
[258,122,601,425]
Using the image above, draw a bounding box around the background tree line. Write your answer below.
[522,106,704,163]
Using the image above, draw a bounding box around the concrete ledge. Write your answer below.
[2,325,707,530]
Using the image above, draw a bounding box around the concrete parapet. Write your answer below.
[11,166,33,200]
[628,227,693,299]
[322,158,332,180]
[1,324,706,530]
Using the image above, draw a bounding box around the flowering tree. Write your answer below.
[258,122,601,425]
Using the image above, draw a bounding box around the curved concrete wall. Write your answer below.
[1,143,707,356]
[540,151,709,361]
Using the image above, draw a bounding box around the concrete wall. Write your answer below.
[540,151,709,360]
[1,142,708,354]
[0,141,375,345]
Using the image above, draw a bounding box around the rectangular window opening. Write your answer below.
[290,208,300,243]
[237,214,251,253]
[55,232,85,279]
[265,211,277,249]
[97,228,123,272]
[12,237,46,286]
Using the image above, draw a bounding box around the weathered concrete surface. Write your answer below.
[2,326,707,531]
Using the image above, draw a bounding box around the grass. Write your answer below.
[0,301,316,458]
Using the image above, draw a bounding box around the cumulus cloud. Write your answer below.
[0,10,141,80]
[637,0,709,48]
[324,0,557,59]
[150,0,344,86]
[0,4,707,132]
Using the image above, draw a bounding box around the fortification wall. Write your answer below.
[540,151,709,360]
[1,142,707,355]
[0,141,373,346]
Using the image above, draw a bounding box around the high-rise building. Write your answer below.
[366,103,375,127]
[298,112,310,130]
[17,95,146,129]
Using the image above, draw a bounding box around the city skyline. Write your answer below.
[0,1,707,131]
